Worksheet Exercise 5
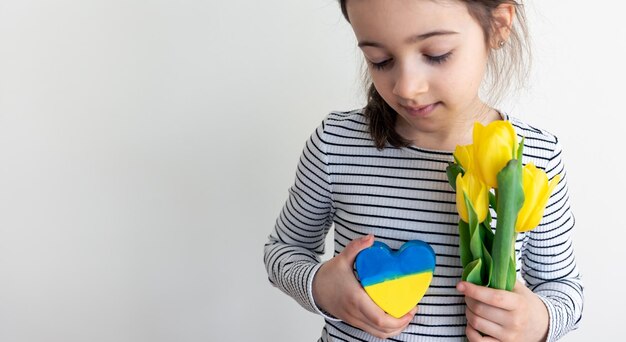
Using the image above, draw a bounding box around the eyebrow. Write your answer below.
[358,30,459,48]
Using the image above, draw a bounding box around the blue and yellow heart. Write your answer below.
[355,240,436,318]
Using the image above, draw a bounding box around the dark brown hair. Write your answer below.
[338,0,531,149]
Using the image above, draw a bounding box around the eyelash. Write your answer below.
[427,52,453,65]
[371,52,453,71]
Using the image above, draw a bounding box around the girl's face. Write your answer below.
[347,0,493,137]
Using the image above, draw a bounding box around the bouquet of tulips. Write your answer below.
[446,121,560,290]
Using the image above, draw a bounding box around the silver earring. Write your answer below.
[498,40,506,48]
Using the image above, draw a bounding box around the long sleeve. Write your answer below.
[521,139,584,341]
[263,120,335,315]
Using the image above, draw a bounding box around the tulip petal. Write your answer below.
[454,145,473,171]
[456,172,489,224]
[472,121,519,189]
[548,174,561,195]
[475,182,489,223]
[515,164,561,232]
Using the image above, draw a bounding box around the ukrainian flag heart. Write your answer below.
[355,240,436,318]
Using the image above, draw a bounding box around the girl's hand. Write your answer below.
[457,281,549,342]
[312,235,417,339]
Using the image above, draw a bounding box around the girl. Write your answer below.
[264,1,583,341]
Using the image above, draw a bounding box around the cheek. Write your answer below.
[440,58,486,100]
[370,73,395,99]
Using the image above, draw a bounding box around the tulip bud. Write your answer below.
[472,121,519,189]
[453,144,474,172]
[455,172,489,223]
[515,164,561,232]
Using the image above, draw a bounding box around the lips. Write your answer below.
[401,102,440,117]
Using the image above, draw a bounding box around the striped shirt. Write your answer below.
[264,110,583,341]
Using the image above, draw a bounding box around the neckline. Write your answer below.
[399,110,509,156]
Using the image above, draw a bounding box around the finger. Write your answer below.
[406,305,418,317]
[466,323,500,342]
[465,297,509,326]
[358,298,414,333]
[397,306,418,327]
[355,283,416,338]
[466,304,505,339]
[344,316,394,340]
[341,234,374,262]
[457,281,517,311]
[351,312,408,339]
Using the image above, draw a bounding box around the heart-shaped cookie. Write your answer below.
[355,240,436,318]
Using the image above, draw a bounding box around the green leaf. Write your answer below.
[489,191,497,212]
[463,259,483,285]
[517,137,525,161]
[490,159,525,290]
[446,163,464,191]
[480,220,495,253]
[506,256,516,291]
[481,243,493,287]
[464,193,482,260]
[458,220,472,268]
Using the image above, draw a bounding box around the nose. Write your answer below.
[392,64,429,100]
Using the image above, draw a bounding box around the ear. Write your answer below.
[490,4,515,49]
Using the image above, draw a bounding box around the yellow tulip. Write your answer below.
[515,163,561,232]
[472,121,519,189]
[453,144,474,172]
[455,172,489,223]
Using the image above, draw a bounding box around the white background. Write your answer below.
[0,1,623,341]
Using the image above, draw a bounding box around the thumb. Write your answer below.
[341,234,374,262]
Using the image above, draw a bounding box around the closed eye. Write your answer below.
[425,52,452,65]
[369,51,453,71]
[371,59,392,71]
